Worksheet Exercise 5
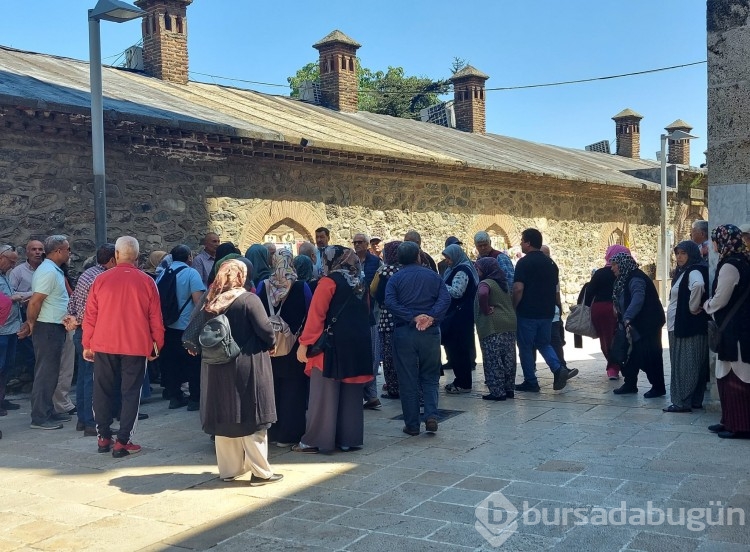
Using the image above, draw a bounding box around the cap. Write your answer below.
[740,223,750,234]
[445,236,463,247]
[369,236,382,244]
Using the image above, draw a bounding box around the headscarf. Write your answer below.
[383,240,402,266]
[610,252,639,301]
[146,250,167,273]
[605,244,631,267]
[442,243,479,285]
[204,259,247,314]
[245,244,272,286]
[712,224,750,261]
[215,242,240,263]
[208,253,242,286]
[671,240,703,286]
[293,255,314,282]
[235,257,255,292]
[267,248,297,306]
[475,256,508,292]
[322,245,364,298]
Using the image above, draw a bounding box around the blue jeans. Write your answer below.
[517,317,561,385]
[393,325,441,430]
[73,328,94,427]
[0,334,18,403]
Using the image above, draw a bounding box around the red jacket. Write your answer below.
[82,263,165,356]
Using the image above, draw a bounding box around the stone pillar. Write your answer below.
[612,108,643,159]
[135,0,192,85]
[450,66,489,134]
[706,0,750,407]
[313,30,361,113]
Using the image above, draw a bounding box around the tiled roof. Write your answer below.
[0,46,679,189]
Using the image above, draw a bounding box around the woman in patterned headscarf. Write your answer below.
[370,240,403,398]
[610,252,666,397]
[293,246,373,453]
[199,259,282,485]
[441,243,479,394]
[703,225,750,439]
[584,245,632,379]
[663,241,709,413]
[255,249,313,447]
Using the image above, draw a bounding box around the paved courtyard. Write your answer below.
[0,335,749,552]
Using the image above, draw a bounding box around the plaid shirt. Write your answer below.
[67,264,106,324]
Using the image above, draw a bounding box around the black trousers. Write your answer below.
[30,322,66,425]
[93,353,146,444]
[444,324,476,389]
[622,331,665,391]
[160,327,201,401]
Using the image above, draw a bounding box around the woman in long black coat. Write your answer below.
[199,259,282,484]
[256,249,312,447]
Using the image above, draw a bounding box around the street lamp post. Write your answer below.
[88,0,145,247]
[659,129,698,306]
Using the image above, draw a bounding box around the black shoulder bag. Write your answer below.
[707,285,750,353]
[307,293,354,357]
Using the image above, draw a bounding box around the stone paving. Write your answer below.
[0,336,749,551]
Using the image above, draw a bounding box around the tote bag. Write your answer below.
[565,288,598,339]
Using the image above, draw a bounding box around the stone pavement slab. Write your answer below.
[0,336,748,551]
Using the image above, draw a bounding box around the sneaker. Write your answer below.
[553,368,579,391]
[112,441,141,458]
[1,400,20,410]
[249,473,284,486]
[97,437,112,453]
[425,418,438,433]
[445,383,471,394]
[30,420,63,430]
[50,412,72,422]
[515,381,540,393]
[363,398,382,410]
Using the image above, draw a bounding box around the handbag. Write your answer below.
[265,281,298,358]
[608,323,631,366]
[565,287,598,339]
[707,285,750,353]
[307,293,353,357]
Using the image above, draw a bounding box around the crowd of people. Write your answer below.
[0,220,748,469]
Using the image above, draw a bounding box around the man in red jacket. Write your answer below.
[83,236,164,458]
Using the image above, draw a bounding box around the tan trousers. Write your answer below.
[53,330,75,414]
[214,429,273,480]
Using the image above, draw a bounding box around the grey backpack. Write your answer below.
[199,313,241,365]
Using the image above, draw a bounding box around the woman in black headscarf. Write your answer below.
[610,252,666,397]
[663,240,709,413]
[703,225,750,438]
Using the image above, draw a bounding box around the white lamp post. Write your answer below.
[89,0,145,246]
[659,129,698,306]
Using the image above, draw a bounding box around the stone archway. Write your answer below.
[238,200,327,250]
[471,214,520,248]
[598,222,631,252]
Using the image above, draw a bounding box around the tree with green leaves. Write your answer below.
[287,59,465,120]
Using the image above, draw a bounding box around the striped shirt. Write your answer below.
[67,264,106,324]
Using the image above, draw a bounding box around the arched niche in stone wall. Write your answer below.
[678,209,708,243]
[238,200,327,251]
[471,215,520,249]
[598,222,631,252]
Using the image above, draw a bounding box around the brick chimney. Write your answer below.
[134,0,192,85]
[612,108,643,159]
[313,30,361,113]
[450,65,489,134]
[665,119,693,165]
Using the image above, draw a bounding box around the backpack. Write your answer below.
[264,280,298,357]
[157,265,191,326]
[199,313,241,365]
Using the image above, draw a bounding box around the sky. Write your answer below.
[0,0,707,166]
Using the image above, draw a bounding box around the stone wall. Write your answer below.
[0,106,685,312]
